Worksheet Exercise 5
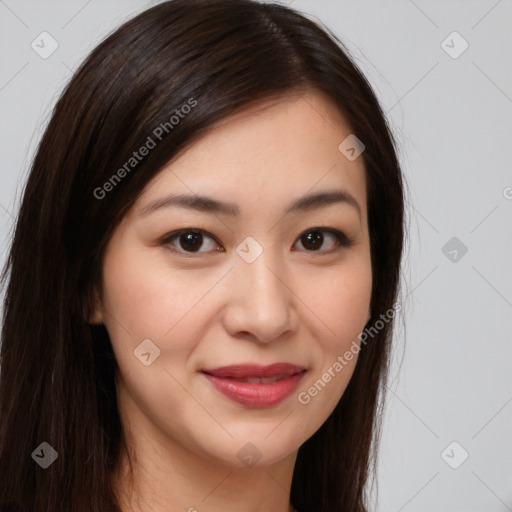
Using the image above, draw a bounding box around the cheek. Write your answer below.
[302,257,372,346]
[99,246,176,350]
[100,244,231,374]
[293,256,371,416]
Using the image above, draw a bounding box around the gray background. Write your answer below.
[1,1,511,511]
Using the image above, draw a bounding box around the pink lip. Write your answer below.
[201,363,306,408]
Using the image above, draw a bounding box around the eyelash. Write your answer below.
[159,227,354,257]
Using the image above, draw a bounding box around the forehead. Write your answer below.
[135,90,367,218]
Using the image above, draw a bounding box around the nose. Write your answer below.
[221,247,297,344]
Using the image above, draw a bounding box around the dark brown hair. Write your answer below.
[0,1,405,510]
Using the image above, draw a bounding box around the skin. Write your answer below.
[90,89,372,512]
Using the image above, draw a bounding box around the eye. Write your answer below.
[160,227,353,256]
[293,228,353,253]
[160,229,223,255]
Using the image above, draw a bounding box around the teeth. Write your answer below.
[231,374,288,384]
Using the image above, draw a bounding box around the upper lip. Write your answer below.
[201,363,306,379]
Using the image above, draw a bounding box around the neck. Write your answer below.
[112,412,297,512]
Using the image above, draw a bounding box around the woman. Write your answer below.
[0,1,405,511]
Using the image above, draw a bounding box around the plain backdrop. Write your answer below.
[1,1,511,511]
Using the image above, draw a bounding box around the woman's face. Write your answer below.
[92,90,372,468]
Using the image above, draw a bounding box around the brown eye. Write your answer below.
[300,231,325,251]
[161,229,222,254]
[178,232,203,252]
[294,228,352,252]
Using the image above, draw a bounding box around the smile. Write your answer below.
[201,363,306,408]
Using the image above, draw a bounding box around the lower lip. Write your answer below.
[202,372,305,408]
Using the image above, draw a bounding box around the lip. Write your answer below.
[201,363,306,408]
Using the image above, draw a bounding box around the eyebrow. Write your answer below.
[139,189,362,220]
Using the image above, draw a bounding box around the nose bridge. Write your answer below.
[227,240,294,341]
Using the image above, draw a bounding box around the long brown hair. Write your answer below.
[0,1,405,510]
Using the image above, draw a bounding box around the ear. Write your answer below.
[88,287,104,325]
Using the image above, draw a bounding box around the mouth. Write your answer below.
[201,363,306,408]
